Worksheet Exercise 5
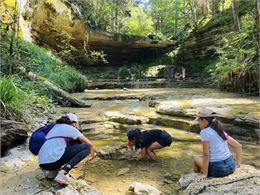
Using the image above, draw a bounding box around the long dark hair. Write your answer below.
[56,116,72,125]
[202,117,226,140]
[134,129,144,149]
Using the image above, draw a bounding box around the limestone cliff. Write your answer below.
[21,0,173,66]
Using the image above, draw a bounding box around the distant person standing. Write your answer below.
[38,113,96,184]
[193,108,242,181]
[127,129,172,161]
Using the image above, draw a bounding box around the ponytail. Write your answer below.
[203,117,226,140]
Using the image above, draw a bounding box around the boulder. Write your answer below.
[129,181,161,195]
[178,165,260,195]
[0,118,28,156]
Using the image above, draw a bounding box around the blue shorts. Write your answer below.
[208,156,235,177]
[158,131,172,147]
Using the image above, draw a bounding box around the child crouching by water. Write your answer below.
[193,108,242,181]
[127,129,172,161]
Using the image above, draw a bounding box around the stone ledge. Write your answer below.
[178,165,260,195]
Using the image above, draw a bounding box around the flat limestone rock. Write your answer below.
[104,111,143,125]
[178,165,260,195]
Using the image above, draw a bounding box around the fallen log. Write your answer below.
[19,67,91,107]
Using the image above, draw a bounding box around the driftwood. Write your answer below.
[19,67,91,107]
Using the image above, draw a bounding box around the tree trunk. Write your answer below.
[221,0,226,11]
[203,0,209,17]
[189,0,197,28]
[115,0,118,32]
[19,68,91,107]
[257,0,260,65]
[231,0,241,31]
[212,0,220,16]
[257,0,260,95]
[174,0,179,35]
[211,0,215,16]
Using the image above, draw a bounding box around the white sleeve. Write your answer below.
[200,130,209,143]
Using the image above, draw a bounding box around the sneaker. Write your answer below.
[54,170,72,185]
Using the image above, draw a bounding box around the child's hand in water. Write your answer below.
[196,174,206,182]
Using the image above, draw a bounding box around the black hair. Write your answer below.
[201,117,226,140]
[133,129,143,149]
[56,116,73,125]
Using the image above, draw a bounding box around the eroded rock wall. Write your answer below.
[22,0,173,66]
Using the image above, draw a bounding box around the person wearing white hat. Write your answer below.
[192,108,242,181]
[38,113,96,185]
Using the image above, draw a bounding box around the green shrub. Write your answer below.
[0,76,52,121]
[17,40,87,92]
[209,12,257,81]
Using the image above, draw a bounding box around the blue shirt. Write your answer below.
[200,127,231,162]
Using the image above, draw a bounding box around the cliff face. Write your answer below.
[21,0,173,66]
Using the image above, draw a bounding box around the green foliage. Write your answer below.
[0,76,24,118]
[67,0,154,36]
[123,6,153,36]
[1,34,87,92]
[89,50,108,64]
[209,12,257,82]
[0,76,51,120]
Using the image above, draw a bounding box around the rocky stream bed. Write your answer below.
[0,88,259,195]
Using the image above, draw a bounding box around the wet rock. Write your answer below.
[164,173,180,181]
[96,142,139,160]
[178,173,199,190]
[70,178,101,195]
[0,118,28,156]
[148,100,159,108]
[129,181,161,195]
[163,178,173,184]
[178,165,260,195]
[79,115,107,124]
[80,122,120,135]
[117,167,130,176]
[56,186,80,195]
[104,111,143,125]
[37,192,54,195]
[0,144,33,172]
[148,115,199,132]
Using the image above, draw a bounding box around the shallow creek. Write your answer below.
[56,88,260,195]
[0,88,259,195]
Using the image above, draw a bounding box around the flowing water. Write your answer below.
[55,88,260,195]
